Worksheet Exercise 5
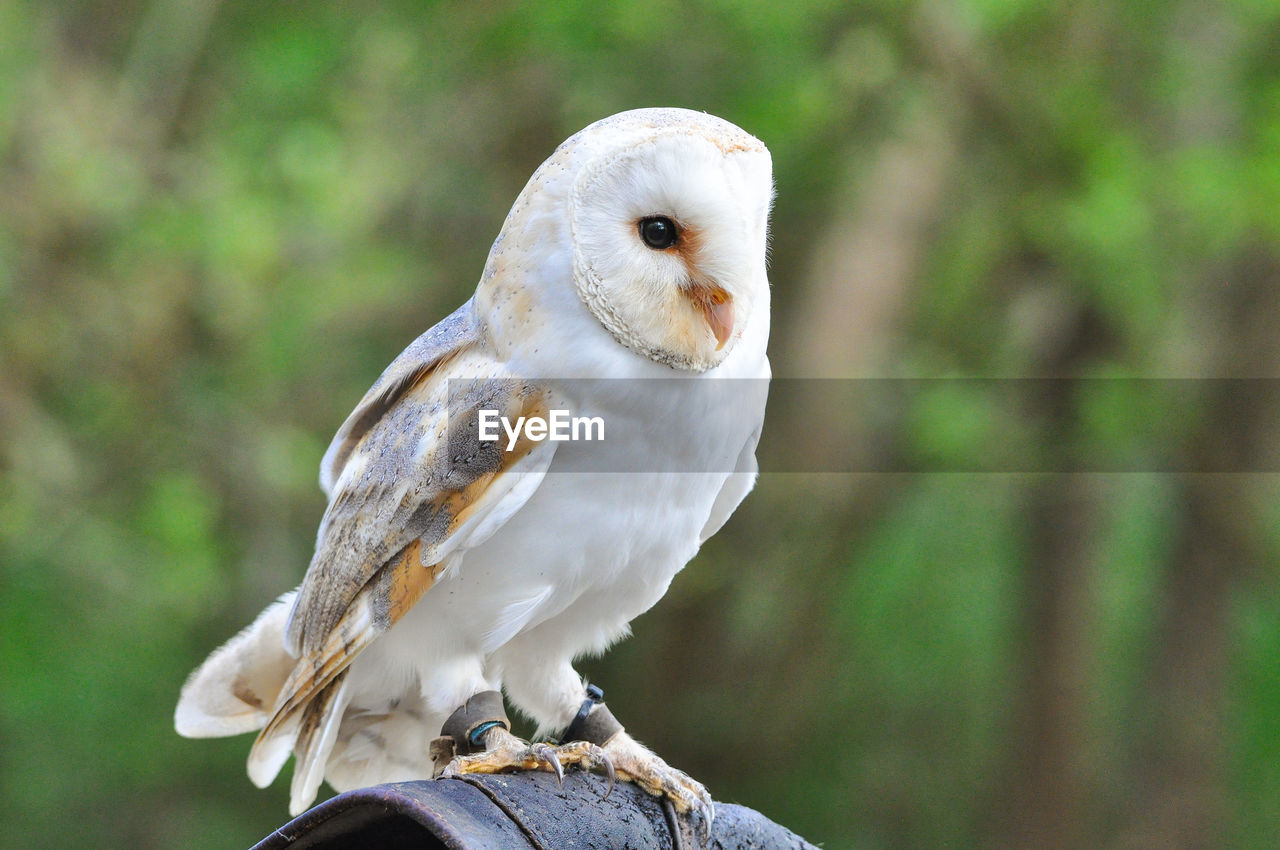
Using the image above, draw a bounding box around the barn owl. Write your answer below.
[175,108,773,821]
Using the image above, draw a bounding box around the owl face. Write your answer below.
[477,109,773,375]
[568,111,773,371]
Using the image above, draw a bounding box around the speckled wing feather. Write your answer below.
[318,299,480,497]
[246,301,559,810]
[287,299,553,657]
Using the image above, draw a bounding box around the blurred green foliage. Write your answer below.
[2,1,1279,847]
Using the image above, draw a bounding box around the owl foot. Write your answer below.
[431,690,615,791]
[433,689,711,829]
[441,732,618,796]
[438,726,587,782]
[599,733,713,820]
[560,686,713,827]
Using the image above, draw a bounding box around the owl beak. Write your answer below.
[685,283,734,350]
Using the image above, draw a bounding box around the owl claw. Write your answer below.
[440,728,616,798]
[595,733,714,829]
[529,741,564,785]
[443,726,706,829]
[596,749,617,799]
[439,727,562,780]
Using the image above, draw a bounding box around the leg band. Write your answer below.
[561,684,624,747]
[439,690,510,756]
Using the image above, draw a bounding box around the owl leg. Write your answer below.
[560,686,713,823]
[432,689,615,789]
[498,659,713,821]
[432,690,568,780]
[434,686,710,825]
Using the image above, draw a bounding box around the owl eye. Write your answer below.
[638,216,679,250]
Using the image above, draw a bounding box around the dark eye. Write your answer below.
[638,216,679,250]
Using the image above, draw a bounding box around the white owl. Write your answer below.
[175,108,774,820]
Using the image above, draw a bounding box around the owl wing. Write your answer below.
[242,299,560,808]
[699,372,768,542]
[699,423,761,543]
[318,298,478,497]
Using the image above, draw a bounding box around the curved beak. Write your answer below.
[685,283,734,350]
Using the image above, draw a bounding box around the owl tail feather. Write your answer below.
[241,662,352,815]
[175,591,298,740]
[285,671,352,815]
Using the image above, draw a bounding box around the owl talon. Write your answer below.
[440,730,626,807]
[597,732,714,828]
[530,741,564,785]
[597,749,617,799]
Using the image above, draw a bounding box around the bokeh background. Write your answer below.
[3,1,1280,847]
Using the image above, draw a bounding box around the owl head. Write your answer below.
[478,108,774,374]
